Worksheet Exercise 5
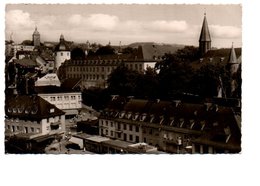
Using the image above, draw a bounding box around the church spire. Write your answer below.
[199,13,211,56]
[228,42,238,64]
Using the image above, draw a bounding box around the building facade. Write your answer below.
[98,97,241,154]
[60,56,157,88]
[5,95,66,139]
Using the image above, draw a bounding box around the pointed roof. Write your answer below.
[199,13,211,42]
[33,27,40,35]
[228,43,238,64]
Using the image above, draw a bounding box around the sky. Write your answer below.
[5,4,242,48]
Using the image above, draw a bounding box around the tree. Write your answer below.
[21,40,33,46]
[135,67,159,99]
[71,47,85,60]
[156,53,195,98]
[107,65,141,96]
[190,63,230,97]
[95,45,116,55]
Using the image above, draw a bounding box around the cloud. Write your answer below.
[210,25,241,38]
[68,14,83,26]
[68,13,119,31]
[147,20,188,32]
[6,10,35,30]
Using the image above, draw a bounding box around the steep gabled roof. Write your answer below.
[199,14,211,42]
[14,58,38,67]
[228,44,238,64]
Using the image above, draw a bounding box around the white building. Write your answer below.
[55,34,70,71]
[5,95,65,139]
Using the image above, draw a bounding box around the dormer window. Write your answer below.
[119,112,125,118]
[114,112,119,118]
[190,119,195,129]
[140,113,146,121]
[179,118,184,128]
[169,117,174,126]
[50,108,55,113]
[150,114,155,123]
[126,112,132,119]
[7,108,12,113]
[13,108,17,113]
[133,113,139,121]
[18,106,25,113]
[200,121,206,131]
[159,116,164,125]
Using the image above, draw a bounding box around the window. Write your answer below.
[129,134,133,141]
[129,125,132,131]
[16,126,20,131]
[136,136,139,143]
[123,124,126,130]
[47,118,49,123]
[143,137,146,143]
[149,129,153,135]
[67,52,70,56]
[71,96,76,100]
[110,131,113,136]
[124,133,127,141]
[64,96,69,101]
[136,126,139,132]
[61,52,63,56]
[118,123,121,130]
[110,122,113,127]
[118,133,121,138]
[31,127,34,132]
[50,97,56,101]
[105,130,108,135]
[57,96,62,101]
[102,67,104,72]
[101,129,103,135]
[36,128,40,133]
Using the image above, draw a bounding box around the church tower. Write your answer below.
[54,34,70,71]
[199,13,211,56]
[228,43,240,96]
[32,27,40,47]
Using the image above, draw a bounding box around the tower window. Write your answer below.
[61,52,63,56]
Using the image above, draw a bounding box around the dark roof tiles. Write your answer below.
[5,95,65,120]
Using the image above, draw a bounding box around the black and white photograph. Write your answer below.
[4,3,242,154]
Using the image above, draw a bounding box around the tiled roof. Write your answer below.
[61,78,81,90]
[101,98,241,142]
[34,85,78,94]
[14,58,38,67]
[5,95,65,120]
[190,48,242,70]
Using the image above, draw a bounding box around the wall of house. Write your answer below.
[39,92,82,111]
[41,114,65,135]
[5,118,42,135]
